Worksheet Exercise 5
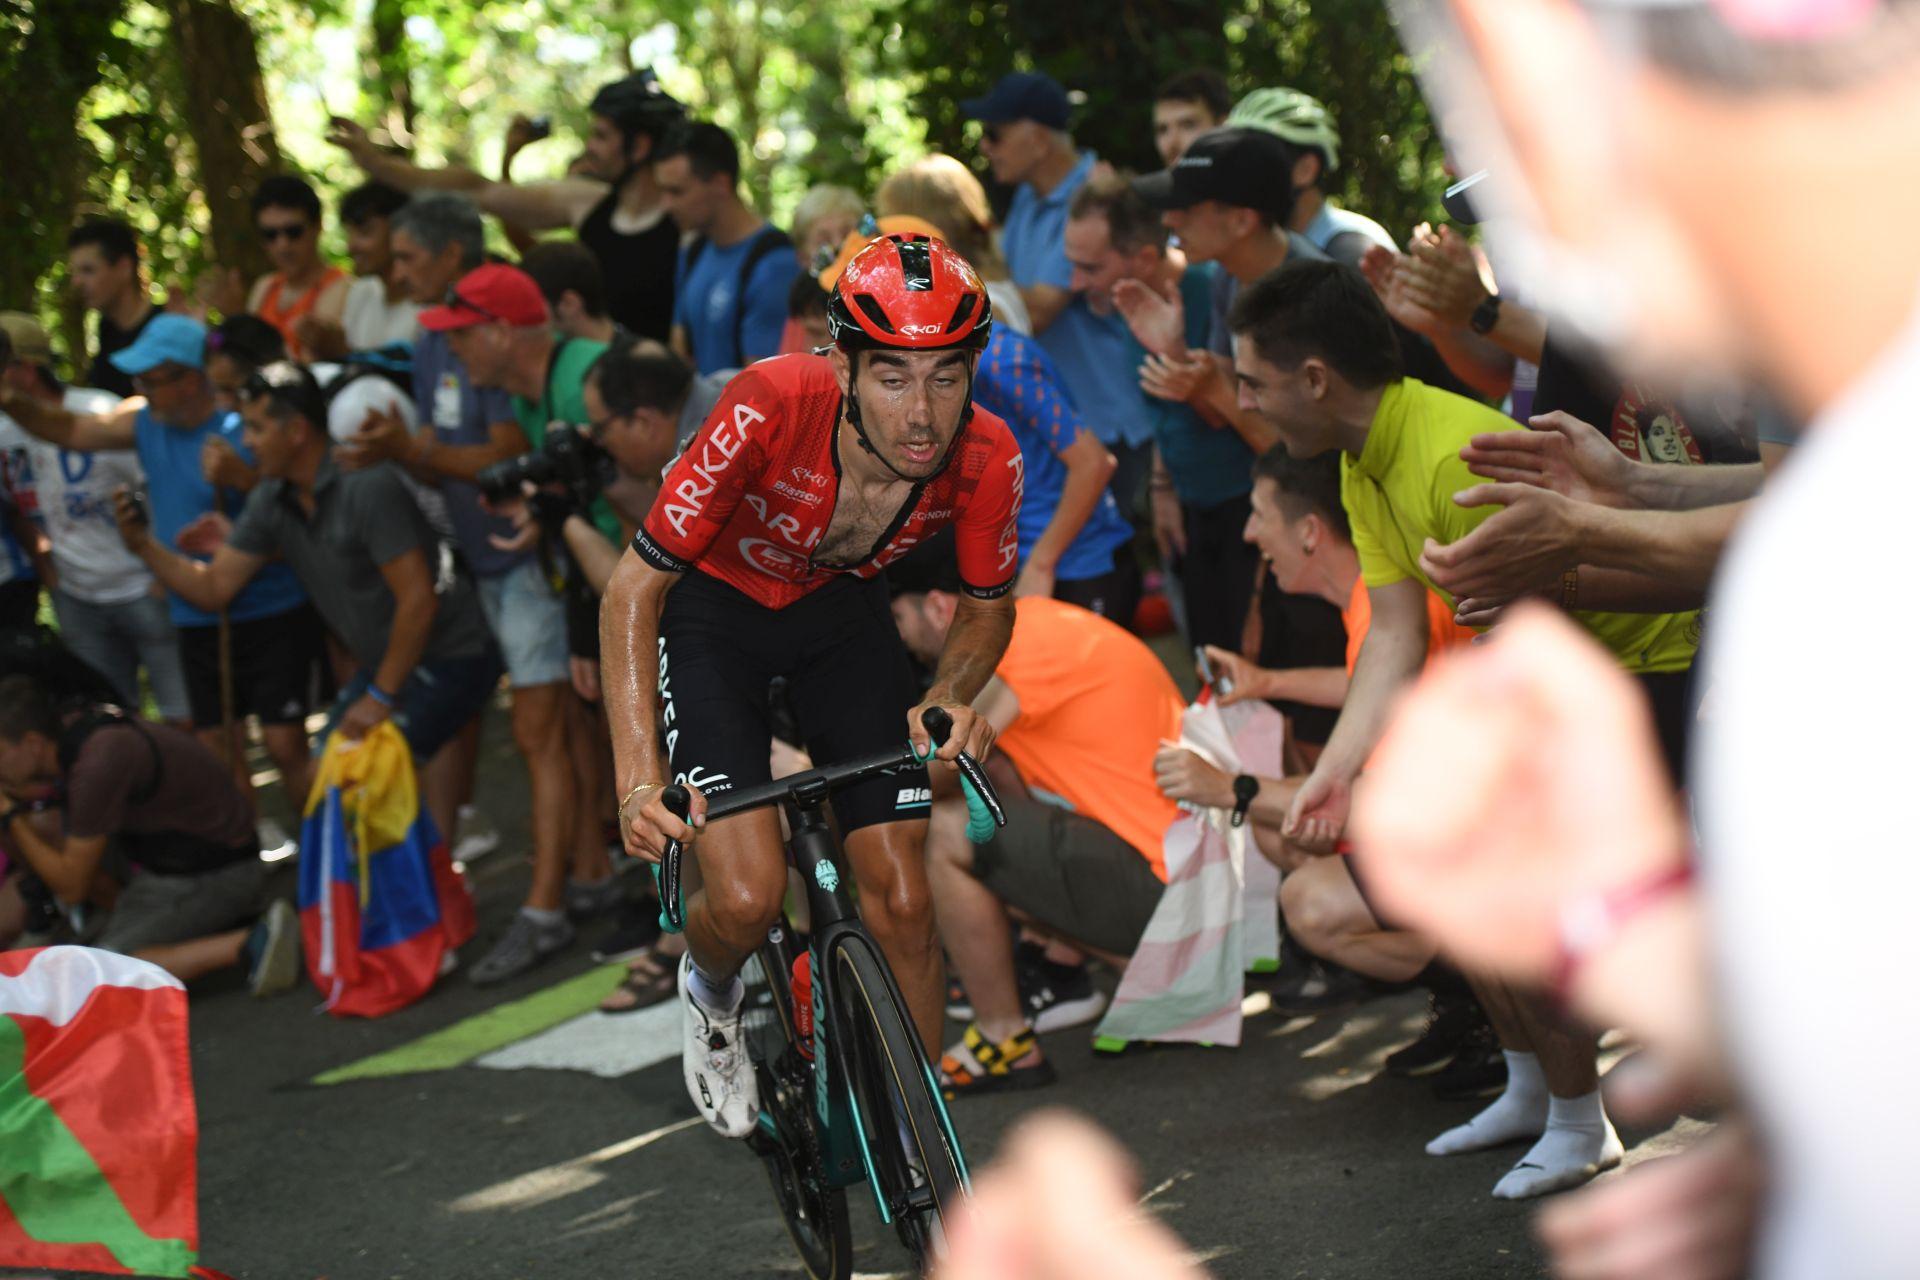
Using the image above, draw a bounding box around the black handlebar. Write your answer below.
[651,708,1003,934]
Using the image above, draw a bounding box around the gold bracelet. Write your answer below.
[1560,568,1579,611]
[619,781,661,816]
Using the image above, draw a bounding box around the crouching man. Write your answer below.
[0,674,300,993]
[888,535,1182,1096]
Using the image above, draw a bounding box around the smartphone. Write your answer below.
[1442,170,1489,226]
[122,487,149,529]
[1194,646,1234,698]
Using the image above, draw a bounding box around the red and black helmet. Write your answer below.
[826,233,994,355]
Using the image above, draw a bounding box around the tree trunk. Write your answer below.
[0,0,126,323]
[167,0,282,284]
[366,0,417,143]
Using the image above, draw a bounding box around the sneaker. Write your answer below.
[1019,960,1108,1033]
[1386,991,1485,1078]
[565,874,628,922]
[452,805,502,865]
[592,902,663,964]
[679,953,758,1138]
[468,911,575,986]
[245,900,302,997]
[1268,956,1372,1016]
[1429,1025,1509,1101]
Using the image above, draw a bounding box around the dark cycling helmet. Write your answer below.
[589,68,685,138]
[826,233,993,356]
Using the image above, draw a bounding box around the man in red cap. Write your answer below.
[412,263,618,986]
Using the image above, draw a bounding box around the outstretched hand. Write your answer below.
[1112,277,1189,358]
[1460,411,1636,508]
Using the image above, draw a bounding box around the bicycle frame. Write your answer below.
[767,786,971,1219]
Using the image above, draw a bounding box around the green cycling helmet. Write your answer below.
[1229,87,1341,172]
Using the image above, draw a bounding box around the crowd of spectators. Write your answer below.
[5,2,1915,1271]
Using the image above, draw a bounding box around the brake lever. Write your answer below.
[918,707,1007,830]
[656,784,691,933]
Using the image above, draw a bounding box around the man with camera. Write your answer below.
[408,262,620,984]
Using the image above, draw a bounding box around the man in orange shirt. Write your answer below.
[889,538,1181,1097]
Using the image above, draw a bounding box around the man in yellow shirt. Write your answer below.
[1226,259,1699,1201]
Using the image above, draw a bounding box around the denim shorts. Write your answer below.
[474,559,570,688]
[326,651,502,760]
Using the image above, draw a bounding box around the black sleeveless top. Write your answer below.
[577,192,678,342]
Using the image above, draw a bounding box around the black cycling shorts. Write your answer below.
[658,570,930,834]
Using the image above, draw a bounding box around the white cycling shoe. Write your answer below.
[679,952,760,1138]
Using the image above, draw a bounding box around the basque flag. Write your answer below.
[0,946,228,1277]
[298,721,475,1018]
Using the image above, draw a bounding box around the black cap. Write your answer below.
[960,71,1071,131]
[1131,127,1295,220]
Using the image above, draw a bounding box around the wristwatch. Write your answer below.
[1230,775,1259,829]
[1469,292,1502,336]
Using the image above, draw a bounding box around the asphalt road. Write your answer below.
[43,702,1696,1280]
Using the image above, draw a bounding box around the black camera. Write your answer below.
[476,424,615,509]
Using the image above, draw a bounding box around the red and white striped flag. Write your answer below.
[0,946,215,1277]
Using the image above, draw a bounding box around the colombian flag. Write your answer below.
[0,946,228,1277]
[298,722,475,1018]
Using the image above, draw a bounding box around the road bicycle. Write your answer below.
[656,707,1005,1278]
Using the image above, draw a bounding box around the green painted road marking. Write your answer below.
[311,964,627,1086]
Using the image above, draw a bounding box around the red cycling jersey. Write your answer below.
[633,353,1025,609]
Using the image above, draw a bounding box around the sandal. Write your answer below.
[599,946,678,1014]
[938,1023,1057,1097]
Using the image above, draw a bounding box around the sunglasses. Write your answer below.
[258,223,309,243]
[445,285,505,324]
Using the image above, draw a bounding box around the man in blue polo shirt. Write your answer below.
[0,314,322,802]
[966,71,1155,520]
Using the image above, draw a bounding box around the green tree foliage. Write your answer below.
[10,0,1448,377]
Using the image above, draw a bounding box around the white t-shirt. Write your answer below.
[1699,309,1920,1279]
[341,275,422,351]
[0,388,153,604]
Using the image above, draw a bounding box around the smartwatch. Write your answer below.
[1469,293,1502,336]
[1230,774,1259,829]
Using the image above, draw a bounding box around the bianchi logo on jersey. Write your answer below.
[895,787,932,808]
[771,479,825,506]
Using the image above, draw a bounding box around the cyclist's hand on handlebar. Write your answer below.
[619,781,705,863]
[909,699,994,769]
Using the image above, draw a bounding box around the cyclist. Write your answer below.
[601,233,1023,1138]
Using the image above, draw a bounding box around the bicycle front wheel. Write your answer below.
[830,935,967,1266]
[742,945,851,1280]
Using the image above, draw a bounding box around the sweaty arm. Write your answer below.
[0,387,138,451]
[4,814,107,906]
[929,593,1017,712]
[601,551,681,803]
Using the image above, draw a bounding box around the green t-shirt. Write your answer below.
[512,336,621,543]
[1340,378,1698,675]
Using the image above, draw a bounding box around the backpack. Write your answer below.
[682,226,794,367]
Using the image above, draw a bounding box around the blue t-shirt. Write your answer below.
[412,330,528,579]
[973,328,1133,582]
[1002,152,1153,451]
[673,230,799,375]
[133,407,307,627]
[1139,262,1253,511]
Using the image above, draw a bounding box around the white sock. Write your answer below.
[1492,1090,1623,1200]
[1426,1051,1547,1156]
[520,905,566,930]
[687,960,744,1016]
